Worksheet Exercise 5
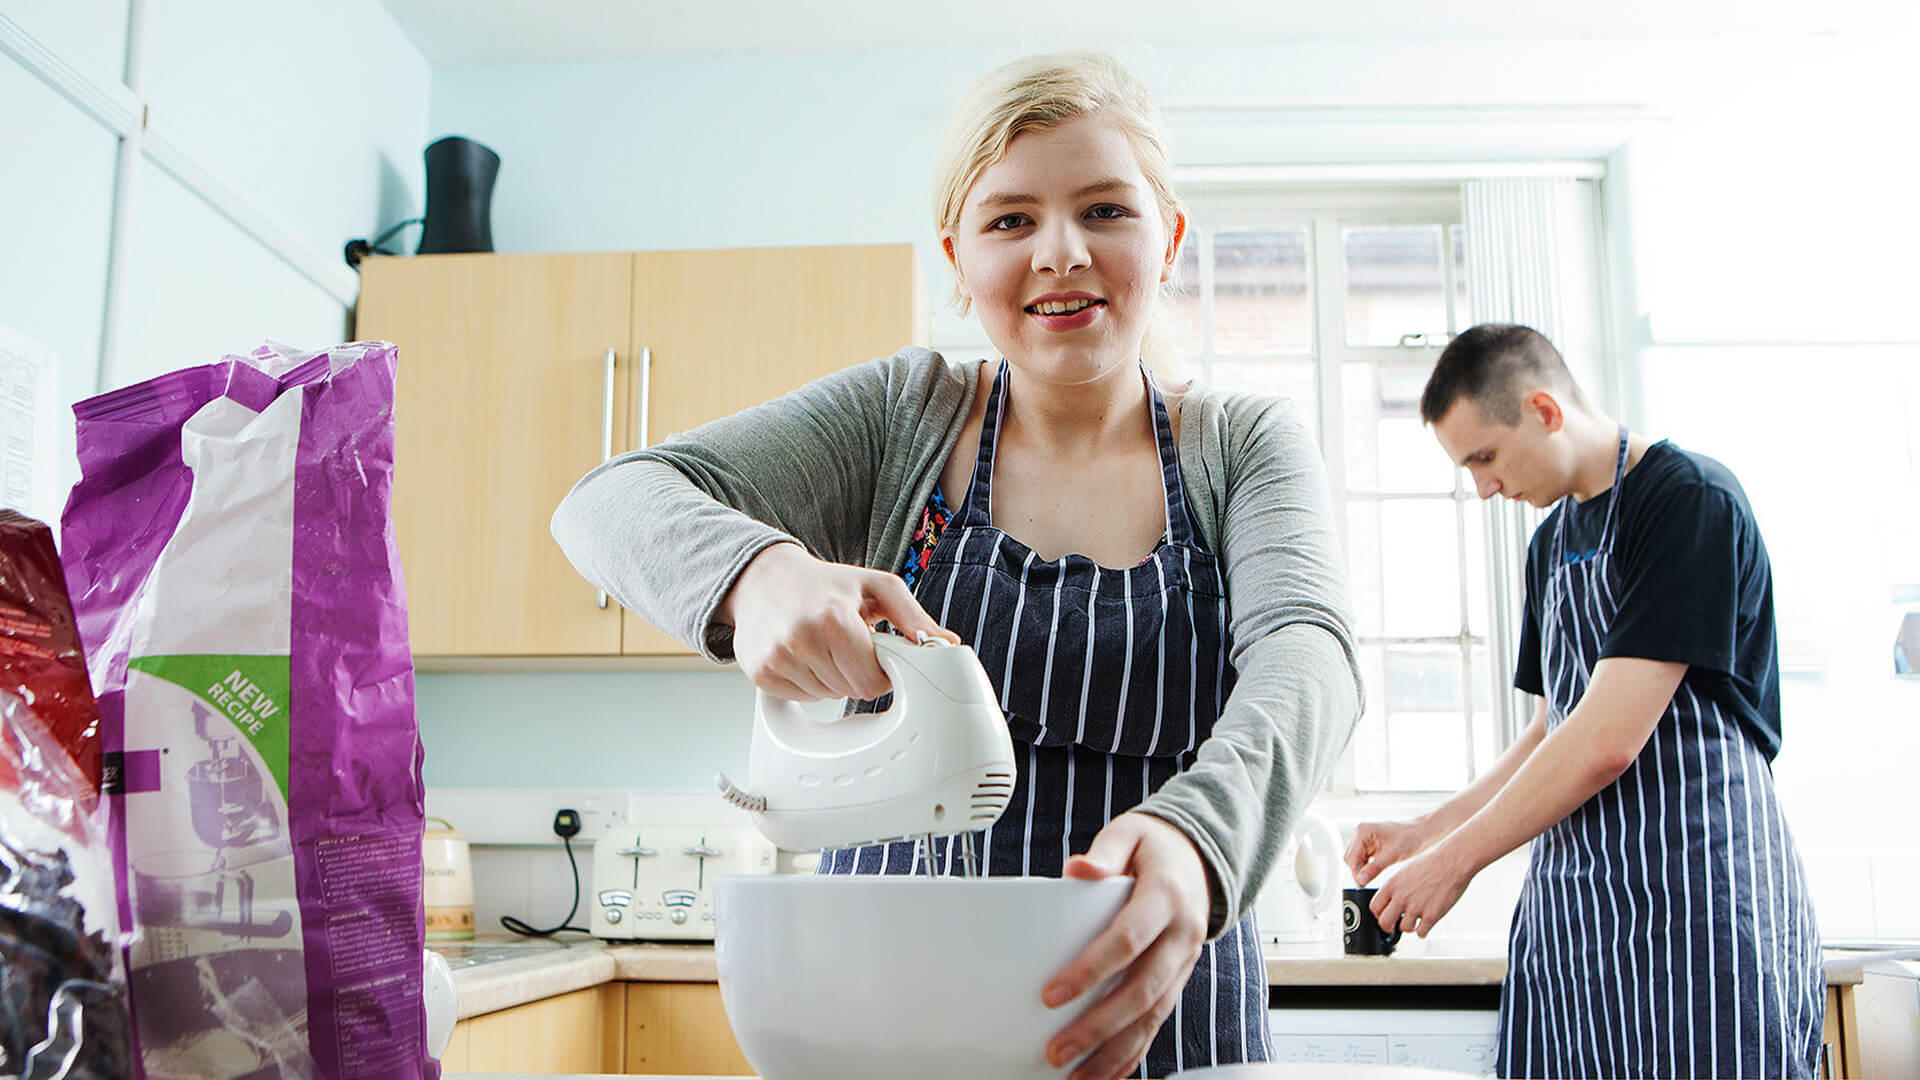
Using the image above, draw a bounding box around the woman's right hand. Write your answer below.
[719,542,957,702]
[1344,817,1441,888]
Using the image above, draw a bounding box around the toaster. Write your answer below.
[590,823,777,941]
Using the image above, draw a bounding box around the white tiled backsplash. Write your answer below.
[429,787,1920,948]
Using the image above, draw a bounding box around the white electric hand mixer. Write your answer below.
[717,632,1016,876]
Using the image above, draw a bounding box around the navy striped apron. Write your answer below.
[1498,428,1825,1079]
[822,361,1270,1076]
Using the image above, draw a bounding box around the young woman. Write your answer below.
[553,52,1362,1079]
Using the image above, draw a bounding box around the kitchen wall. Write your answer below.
[419,34,1920,941]
[0,0,431,519]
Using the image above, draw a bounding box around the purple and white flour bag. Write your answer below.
[59,342,431,1080]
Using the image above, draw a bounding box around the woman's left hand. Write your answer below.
[1043,812,1211,1080]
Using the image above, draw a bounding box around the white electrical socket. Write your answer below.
[428,788,633,846]
[427,788,756,846]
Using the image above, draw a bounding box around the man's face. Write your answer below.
[1430,395,1565,507]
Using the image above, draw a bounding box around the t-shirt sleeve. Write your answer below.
[1600,477,1743,674]
[1514,537,1545,695]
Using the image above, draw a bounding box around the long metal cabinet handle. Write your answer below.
[597,347,615,610]
[637,346,652,449]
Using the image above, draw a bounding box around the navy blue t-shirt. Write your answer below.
[1515,440,1784,760]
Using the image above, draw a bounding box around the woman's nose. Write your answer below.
[1032,221,1090,277]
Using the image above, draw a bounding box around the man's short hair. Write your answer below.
[1420,323,1582,426]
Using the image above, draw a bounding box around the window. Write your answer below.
[1169,185,1499,793]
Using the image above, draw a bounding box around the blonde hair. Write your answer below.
[933,51,1188,374]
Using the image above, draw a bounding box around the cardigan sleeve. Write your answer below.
[1133,392,1363,938]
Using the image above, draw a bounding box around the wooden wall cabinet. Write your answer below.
[355,245,926,662]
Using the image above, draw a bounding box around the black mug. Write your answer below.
[1342,887,1402,956]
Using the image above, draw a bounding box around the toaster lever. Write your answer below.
[616,846,658,858]
[682,845,723,858]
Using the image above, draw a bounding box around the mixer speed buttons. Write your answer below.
[604,909,622,924]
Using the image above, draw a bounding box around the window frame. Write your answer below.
[1178,182,1495,796]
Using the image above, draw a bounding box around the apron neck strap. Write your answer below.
[956,360,1194,546]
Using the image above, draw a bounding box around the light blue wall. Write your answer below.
[0,0,432,402]
[3,0,127,88]
[0,52,117,520]
[414,668,759,789]
[420,34,1919,794]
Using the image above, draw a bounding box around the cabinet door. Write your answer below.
[449,985,624,1073]
[621,244,927,655]
[357,252,633,657]
[623,981,755,1075]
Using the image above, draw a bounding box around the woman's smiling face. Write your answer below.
[944,114,1183,386]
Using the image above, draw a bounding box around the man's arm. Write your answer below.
[1347,698,1546,887]
[1370,656,1685,935]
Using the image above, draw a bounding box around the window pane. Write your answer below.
[1213,228,1310,353]
[1352,645,1390,789]
[1344,225,1449,347]
[1342,361,1455,493]
[1167,236,1203,367]
[1450,223,1471,331]
[1210,358,1318,441]
[1385,710,1472,791]
[1464,498,1489,637]
[1356,645,1477,792]
[1470,645,1497,776]
[1347,498,1460,637]
[1385,647,1460,710]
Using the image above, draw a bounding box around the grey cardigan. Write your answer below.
[551,348,1362,936]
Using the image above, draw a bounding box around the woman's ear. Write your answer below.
[942,233,968,297]
[1161,210,1189,283]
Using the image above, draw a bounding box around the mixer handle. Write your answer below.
[750,631,967,756]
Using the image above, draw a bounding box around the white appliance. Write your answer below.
[590,822,775,941]
[1266,1008,1501,1077]
[1255,811,1345,946]
[717,632,1015,855]
[1858,959,1920,1078]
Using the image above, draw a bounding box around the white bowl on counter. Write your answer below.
[715,874,1131,1080]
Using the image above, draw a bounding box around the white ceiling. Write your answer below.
[379,0,1919,66]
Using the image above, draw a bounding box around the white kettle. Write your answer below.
[1256,811,1345,946]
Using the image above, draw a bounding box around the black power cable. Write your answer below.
[501,810,592,938]
[343,216,426,270]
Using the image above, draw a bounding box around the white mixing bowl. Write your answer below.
[715,874,1132,1080]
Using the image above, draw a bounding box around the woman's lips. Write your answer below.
[1025,299,1106,332]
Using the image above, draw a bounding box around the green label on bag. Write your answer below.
[128,654,292,801]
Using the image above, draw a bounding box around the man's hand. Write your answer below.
[1368,840,1476,939]
[1344,818,1440,888]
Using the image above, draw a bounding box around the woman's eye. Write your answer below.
[989,214,1030,231]
[1088,204,1131,220]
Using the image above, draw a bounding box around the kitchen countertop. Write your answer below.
[437,935,1868,1021]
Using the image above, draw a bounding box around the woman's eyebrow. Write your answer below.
[975,177,1136,209]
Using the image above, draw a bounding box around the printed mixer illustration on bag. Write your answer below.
[63,342,431,1080]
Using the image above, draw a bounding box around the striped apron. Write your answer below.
[1498,428,1825,1079]
[822,361,1270,1076]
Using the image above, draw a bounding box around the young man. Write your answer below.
[1344,324,1823,1078]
